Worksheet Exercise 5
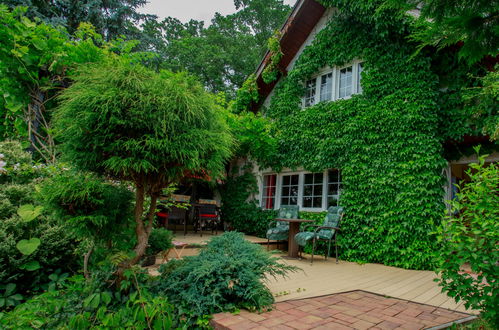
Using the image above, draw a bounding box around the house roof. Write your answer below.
[252,0,326,110]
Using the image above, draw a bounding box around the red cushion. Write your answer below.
[200,213,217,218]
[157,212,168,218]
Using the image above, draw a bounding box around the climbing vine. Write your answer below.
[261,31,283,84]
[224,0,498,270]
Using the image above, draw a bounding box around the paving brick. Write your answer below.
[377,320,402,329]
[276,302,295,311]
[298,304,319,312]
[210,291,473,330]
[313,321,354,329]
[352,319,376,330]
[301,315,324,324]
[357,313,383,324]
[259,318,287,327]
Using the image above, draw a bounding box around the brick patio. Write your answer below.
[210,290,474,329]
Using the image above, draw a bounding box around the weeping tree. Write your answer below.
[54,58,233,266]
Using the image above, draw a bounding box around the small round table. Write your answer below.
[275,218,314,258]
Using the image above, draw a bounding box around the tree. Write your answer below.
[1,0,151,41]
[54,58,233,266]
[138,0,291,96]
[0,6,107,161]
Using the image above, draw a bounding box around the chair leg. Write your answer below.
[267,238,270,251]
[326,239,332,261]
[335,235,339,264]
[311,238,316,265]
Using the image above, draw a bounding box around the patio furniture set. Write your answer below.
[266,205,344,264]
[156,196,222,236]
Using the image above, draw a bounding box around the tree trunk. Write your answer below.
[83,243,94,280]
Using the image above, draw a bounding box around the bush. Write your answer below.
[436,151,498,326]
[0,268,174,329]
[154,232,297,326]
[40,171,135,249]
[146,228,173,256]
[220,172,277,237]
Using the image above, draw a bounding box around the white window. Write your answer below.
[327,169,341,207]
[302,173,323,208]
[302,60,364,107]
[338,66,353,99]
[320,73,333,102]
[280,174,299,206]
[261,169,342,211]
[304,79,316,107]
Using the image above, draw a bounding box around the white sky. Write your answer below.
[140,0,297,24]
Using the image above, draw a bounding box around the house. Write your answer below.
[232,0,498,269]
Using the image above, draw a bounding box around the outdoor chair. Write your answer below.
[294,206,344,264]
[194,203,221,236]
[266,205,299,250]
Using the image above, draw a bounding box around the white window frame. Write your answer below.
[260,169,342,212]
[302,60,364,108]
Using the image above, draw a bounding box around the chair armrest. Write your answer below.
[302,224,320,232]
[313,226,341,233]
[267,220,278,229]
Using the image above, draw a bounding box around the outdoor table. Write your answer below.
[161,241,188,262]
[275,218,314,258]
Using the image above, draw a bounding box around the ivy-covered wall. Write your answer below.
[222,1,496,270]
[267,2,451,270]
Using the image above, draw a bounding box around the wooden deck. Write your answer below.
[171,231,268,246]
[154,232,474,315]
[266,255,475,314]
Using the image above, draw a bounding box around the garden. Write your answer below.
[0,0,497,329]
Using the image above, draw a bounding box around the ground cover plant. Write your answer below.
[154,232,297,327]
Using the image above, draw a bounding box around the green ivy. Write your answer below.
[240,1,498,270]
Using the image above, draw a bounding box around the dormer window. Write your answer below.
[303,60,364,108]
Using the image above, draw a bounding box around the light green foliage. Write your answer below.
[0,269,174,329]
[0,141,77,297]
[1,0,149,41]
[436,151,498,325]
[397,0,499,65]
[139,0,291,96]
[262,31,283,84]
[55,59,233,184]
[0,6,108,161]
[146,228,173,256]
[40,171,134,247]
[462,69,499,140]
[252,0,455,269]
[155,232,297,326]
[54,58,233,264]
[230,74,261,114]
[220,172,277,237]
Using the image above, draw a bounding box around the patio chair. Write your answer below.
[194,203,221,236]
[294,206,344,264]
[266,205,299,250]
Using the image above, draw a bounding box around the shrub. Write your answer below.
[146,228,173,256]
[0,268,174,329]
[436,151,498,326]
[154,232,297,326]
[220,172,277,237]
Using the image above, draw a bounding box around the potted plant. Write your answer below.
[142,228,173,267]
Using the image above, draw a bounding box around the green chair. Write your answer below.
[266,205,299,249]
[294,206,344,264]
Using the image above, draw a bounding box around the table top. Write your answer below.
[275,218,314,223]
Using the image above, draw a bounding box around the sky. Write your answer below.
[140,0,297,24]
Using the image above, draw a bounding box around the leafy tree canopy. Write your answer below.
[54,58,234,264]
[0,0,152,41]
